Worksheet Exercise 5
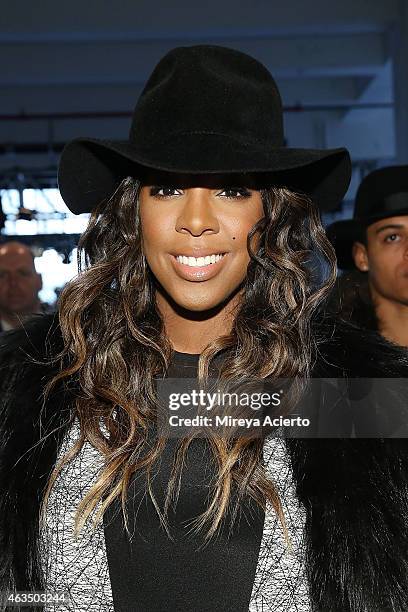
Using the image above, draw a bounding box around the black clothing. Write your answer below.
[326,270,378,332]
[2,314,408,611]
[104,351,264,612]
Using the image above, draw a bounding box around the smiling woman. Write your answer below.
[139,176,265,333]
[1,45,408,612]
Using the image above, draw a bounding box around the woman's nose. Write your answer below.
[175,188,220,237]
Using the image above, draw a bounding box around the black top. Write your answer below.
[103,351,265,612]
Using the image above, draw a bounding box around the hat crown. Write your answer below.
[355,165,408,218]
[129,45,284,150]
[58,44,350,215]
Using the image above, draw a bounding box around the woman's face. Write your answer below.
[139,173,264,312]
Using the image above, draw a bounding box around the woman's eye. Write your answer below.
[149,186,182,198]
[384,233,401,243]
[218,188,252,199]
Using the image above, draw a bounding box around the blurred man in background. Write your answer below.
[327,165,408,347]
[0,241,43,331]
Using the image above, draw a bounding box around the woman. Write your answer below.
[1,45,408,612]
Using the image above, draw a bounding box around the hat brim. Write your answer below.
[326,219,362,270]
[58,135,351,215]
[327,208,408,270]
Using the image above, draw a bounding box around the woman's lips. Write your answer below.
[170,253,228,281]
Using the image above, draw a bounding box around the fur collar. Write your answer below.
[0,314,71,592]
[1,313,408,611]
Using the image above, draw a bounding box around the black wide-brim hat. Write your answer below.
[327,165,408,270]
[58,45,351,215]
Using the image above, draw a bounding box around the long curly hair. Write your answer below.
[41,176,336,540]
[326,269,378,331]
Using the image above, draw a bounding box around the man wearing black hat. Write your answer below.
[327,165,408,347]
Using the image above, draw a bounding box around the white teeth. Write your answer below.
[176,253,225,267]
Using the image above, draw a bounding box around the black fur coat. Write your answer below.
[1,314,408,612]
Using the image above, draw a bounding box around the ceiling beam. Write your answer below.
[2,75,387,116]
[0,32,388,89]
[1,0,398,40]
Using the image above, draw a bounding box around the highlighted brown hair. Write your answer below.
[41,177,336,539]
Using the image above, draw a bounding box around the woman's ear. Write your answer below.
[352,241,369,272]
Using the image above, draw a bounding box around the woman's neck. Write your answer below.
[155,290,240,353]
